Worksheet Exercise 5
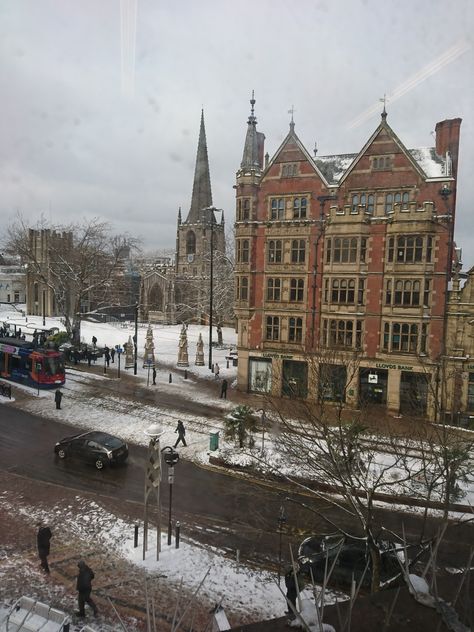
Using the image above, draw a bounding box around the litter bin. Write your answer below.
[209,432,220,451]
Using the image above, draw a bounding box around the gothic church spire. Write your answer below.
[186,110,213,223]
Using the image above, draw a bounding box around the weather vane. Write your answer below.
[288,105,296,124]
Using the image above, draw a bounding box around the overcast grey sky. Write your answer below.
[1,1,473,263]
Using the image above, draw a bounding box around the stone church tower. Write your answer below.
[174,110,226,323]
[140,111,227,325]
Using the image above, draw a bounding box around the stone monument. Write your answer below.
[177,324,189,367]
[124,335,134,369]
[143,324,156,368]
[195,332,205,366]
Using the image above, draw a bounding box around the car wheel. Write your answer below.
[57,448,67,459]
[95,459,105,470]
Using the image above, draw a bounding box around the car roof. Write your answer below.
[63,430,121,443]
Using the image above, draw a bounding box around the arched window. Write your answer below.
[186,231,196,254]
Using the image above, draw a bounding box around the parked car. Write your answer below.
[54,431,128,470]
[298,535,401,589]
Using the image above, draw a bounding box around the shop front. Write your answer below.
[399,371,429,416]
[248,357,273,393]
[282,359,308,398]
[359,368,388,407]
[319,363,347,402]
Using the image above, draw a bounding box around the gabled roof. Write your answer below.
[263,124,330,186]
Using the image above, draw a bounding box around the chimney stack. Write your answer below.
[435,118,462,176]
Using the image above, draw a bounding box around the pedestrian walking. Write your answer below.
[284,567,298,618]
[173,420,187,447]
[92,335,97,347]
[87,351,92,367]
[214,363,220,379]
[37,523,52,573]
[110,347,115,363]
[152,367,157,385]
[104,347,110,367]
[220,378,228,399]
[285,564,304,619]
[54,388,63,410]
[76,560,98,618]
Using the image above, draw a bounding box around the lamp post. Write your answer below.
[204,207,223,370]
[116,345,123,378]
[42,289,46,327]
[133,303,139,375]
[277,504,286,584]
[161,446,180,545]
[144,422,164,561]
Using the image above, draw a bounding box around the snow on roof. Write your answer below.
[408,147,446,178]
[315,147,446,184]
[314,153,357,184]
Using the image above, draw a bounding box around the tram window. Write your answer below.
[43,357,64,375]
[11,356,21,370]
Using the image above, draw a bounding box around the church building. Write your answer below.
[140,111,227,325]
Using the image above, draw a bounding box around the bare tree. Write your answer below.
[249,350,474,593]
[4,214,140,343]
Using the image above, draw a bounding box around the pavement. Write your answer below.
[0,469,244,632]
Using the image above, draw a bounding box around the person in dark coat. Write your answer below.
[104,347,110,367]
[220,378,228,399]
[54,389,63,410]
[37,523,52,573]
[110,347,115,363]
[284,567,299,617]
[76,560,98,617]
[152,367,157,385]
[173,420,187,447]
[92,336,97,347]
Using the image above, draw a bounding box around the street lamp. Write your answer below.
[277,504,287,584]
[133,302,139,376]
[115,345,123,378]
[204,207,223,370]
[144,422,164,561]
[161,446,180,545]
[257,409,267,453]
[42,289,46,327]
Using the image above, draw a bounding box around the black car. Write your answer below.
[54,431,128,470]
[298,535,401,589]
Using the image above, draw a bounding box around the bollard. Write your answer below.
[226,360,229,369]
[175,521,180,549]
[211,363,215,374]
[134,524,139,548]
[169,373,172,383]
[236,549,240,563]
[184,369,188,379]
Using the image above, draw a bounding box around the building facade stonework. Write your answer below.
[234,96,462,420]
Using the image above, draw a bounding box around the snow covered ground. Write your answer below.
[1,308,473,630]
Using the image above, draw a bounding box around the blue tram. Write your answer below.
[0,337,65,389]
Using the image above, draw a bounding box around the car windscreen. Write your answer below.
[97,435,123,449]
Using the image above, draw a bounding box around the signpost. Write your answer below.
[36,362,42,396]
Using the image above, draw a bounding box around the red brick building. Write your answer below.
[234,95,461,419]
